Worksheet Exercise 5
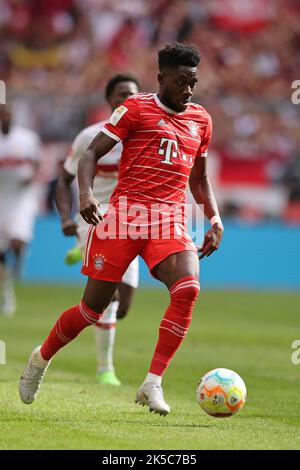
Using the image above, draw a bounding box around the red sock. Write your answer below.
[149,276,200,376]
[41,301,101,360]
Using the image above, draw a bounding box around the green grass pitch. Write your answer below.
[0,284,300,450]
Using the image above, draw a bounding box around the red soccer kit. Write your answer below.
[81,93,212,282]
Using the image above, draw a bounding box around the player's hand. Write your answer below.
[198,223,224,259]
[62,219,78,237]
[79,193,102,226]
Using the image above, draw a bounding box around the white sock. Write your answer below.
[143,372,162,386]
[95,300,119,373]
[32,347,49,368]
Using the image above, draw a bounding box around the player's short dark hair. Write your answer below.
[105,74,140,99]
[158,42,201,71]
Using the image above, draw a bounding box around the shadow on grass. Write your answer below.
[104,413,214,428]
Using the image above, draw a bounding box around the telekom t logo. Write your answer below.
[158,137,193,165]
[158,138,178,165]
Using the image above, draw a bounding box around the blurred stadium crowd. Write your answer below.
[1,0,300,222]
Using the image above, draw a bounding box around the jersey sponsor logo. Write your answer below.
[157,119,167,126]
[188,121,199,137]
[158,138,178,165]
[93,253,106,270]
[110,105,128,126]
[158,137,194,165]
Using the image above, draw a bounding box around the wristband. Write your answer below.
[210,215,223,229]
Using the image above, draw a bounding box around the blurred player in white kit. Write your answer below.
[0,105,41,316]
[55,74,140,386]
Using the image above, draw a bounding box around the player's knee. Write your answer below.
[116,303,129,320]
[82,298,110,315]
[170,277,200,306]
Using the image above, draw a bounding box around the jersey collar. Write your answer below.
[154,94,185,115]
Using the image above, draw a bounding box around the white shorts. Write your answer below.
[76,210,139,289]
[120,255,139,289]
[0,186,39,252]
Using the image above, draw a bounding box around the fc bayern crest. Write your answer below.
[93,254,106,270]
[188,121,198,137]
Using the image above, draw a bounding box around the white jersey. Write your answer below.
[0,126,41,193]
[0,126,41,249]
[64,120,122,204]
[63,120,139,289]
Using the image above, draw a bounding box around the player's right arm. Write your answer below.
[79,98,139,225]
[78,133,118,225]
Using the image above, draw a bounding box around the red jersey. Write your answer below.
[102,93,212,209]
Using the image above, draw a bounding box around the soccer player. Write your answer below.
[20,42,224,415]
[0,105,41,316]
[55,74,140,386]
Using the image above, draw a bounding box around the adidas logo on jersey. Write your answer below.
[157,119,167,126]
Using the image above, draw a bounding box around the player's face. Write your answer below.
[108,81,139,110]
[158,66,198,112]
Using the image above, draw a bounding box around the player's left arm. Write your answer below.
[189,119,224,258]
[189,158,223,258]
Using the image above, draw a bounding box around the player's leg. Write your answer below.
[94,256,139,385]
[75,216,121,385]
[63,214,120,384]
[0,208,16,316]
[0,251,14,316]
[93,282,136,386]
[1,238,25,316]
[0,245,16,317]
[19,226,141,404]
[10,238,26,279]
[94,293,120,386]
[116,256,139,320]
[7,188,38,315]
[136,248,200,415]
[147,249,200,376]
[0,251,11,314]
[40,277,117,361]
[116,283,135,320]
[19,277,117,404]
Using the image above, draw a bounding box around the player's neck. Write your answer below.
[157,93,178,113]
[156,93,185,115]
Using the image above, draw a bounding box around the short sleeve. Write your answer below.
[64,130,91,176]
[198,113,212,158]
[102,96,140,142]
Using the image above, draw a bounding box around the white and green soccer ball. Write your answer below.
[196,368,247,418]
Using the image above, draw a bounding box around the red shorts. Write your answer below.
[81,211,197,282]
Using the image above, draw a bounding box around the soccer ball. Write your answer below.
[196,368,247,418]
